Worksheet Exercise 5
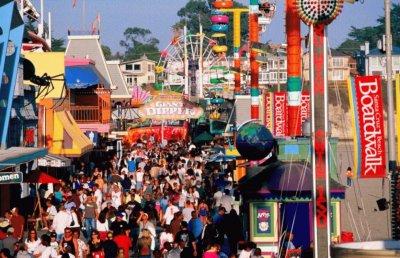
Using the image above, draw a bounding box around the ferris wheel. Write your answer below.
[156,26,234,100]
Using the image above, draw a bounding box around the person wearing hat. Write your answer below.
[49,232,59,252]
[1,227,17,256]
[110,212,129,237]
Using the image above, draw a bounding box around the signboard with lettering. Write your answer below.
[349,75,386,178]
[250,202,278,242]
[138,95,204,120]
[0,172,23,184]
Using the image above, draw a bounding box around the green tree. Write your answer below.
[119,27,160,61]
[175,0,249,55]
[337,3,400,51]
[101,45,112,60]
[51,37,66,52]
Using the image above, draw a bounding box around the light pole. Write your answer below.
[384,0,397,239]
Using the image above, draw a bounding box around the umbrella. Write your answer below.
[24,171,60,184]
[193,131,214,144]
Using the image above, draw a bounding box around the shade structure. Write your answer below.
[24,171,60,184]
[193,131,214,144]
[267,163,313,192]
[65,65,108,89]
[267,162,346,192]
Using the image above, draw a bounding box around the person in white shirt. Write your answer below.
[41,200,57,230]
[51,205,71,241]
[24,229,41,254]
[111,183,124,208]
[163,200,179,226]
[213,187,223,213]
[220,189,234,213]
[38,234,58,258]
[182,201,195,223]
[93,184,103,212]
[135,168,144,190]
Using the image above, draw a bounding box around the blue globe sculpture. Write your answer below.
[236,122,274,160]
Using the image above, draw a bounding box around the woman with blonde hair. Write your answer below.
[136,228,152,258]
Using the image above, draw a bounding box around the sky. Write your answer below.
[31,0,397,54]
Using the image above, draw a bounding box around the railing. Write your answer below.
[69,106,99,123]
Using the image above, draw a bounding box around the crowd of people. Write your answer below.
[0,140,266,258]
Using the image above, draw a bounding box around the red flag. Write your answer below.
[73,0,77,8]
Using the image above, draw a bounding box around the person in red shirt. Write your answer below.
[10,207,24,240]
[113,229,132,258]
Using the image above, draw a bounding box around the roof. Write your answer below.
[239,161,346,200]
[330,48,351,57]
[368,46,400,56]
[0,147,48,170]
[120,55,157,65]
[65,35,113,88]
[65,65,110,89]
[106,60,131,99]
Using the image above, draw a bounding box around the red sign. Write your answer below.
[354,76,386,178]
[273,92,287,137]
[264,93,272,130]
[125,126,188,145]
[300,92,311,124]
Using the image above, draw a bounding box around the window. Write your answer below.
[125,64,133,70]
[148,64,151,71]
[332,58,344,68]
[126,76,133,85]
[279,59,285,68]
[392,56,400,66]
[134,64,141,71]
[349,63,356,69]
[332,70,344,80]
[370,57,379,67]
[279,72,287,80]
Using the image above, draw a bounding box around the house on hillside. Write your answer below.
[303,48,356,87]
[120,54,156,90]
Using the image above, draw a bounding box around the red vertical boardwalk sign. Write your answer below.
[273,92,288,137]
[354,76,386,178]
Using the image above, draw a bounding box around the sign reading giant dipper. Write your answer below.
[349,76,386,178]
[138,95,204,120]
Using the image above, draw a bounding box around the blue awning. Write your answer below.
[65,65,108,89]
[0,147,48,170]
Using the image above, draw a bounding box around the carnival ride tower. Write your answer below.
[286,0,302,136]
[0,0,25,149]
[295,1,344,257]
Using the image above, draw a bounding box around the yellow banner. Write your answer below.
[396,74,400,163]
[347,76,359,179]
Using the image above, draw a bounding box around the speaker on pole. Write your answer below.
[377,198,389,211]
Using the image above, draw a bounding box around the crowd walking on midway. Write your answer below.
[0,139,265,258]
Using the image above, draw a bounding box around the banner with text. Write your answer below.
[264,92,310,137]
[349,76,386,178]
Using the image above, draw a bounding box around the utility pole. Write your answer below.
[385,0,397,239]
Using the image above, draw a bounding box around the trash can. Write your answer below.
[341,231,354,243]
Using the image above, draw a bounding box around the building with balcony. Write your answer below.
[120,55,156,90]
[303,48,356,87]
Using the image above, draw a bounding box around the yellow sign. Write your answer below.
[138,95,204,120]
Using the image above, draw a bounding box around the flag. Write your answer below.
[73,0,77,8]
[90,14,100,35]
